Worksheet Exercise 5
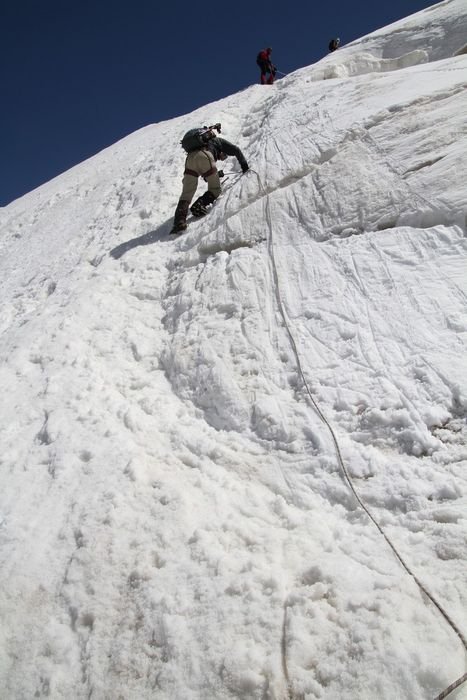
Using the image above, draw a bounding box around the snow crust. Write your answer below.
[1,1,467,698]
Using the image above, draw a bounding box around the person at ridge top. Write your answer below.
[170,125,249,234]
[256,47,276,85]
[328,38,340,52]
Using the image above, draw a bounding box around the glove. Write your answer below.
[218,170,224,178]
[242,164,249,174]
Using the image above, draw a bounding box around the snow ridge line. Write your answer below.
[323,106,464,234]
[360,126,464,230]
[252,168,467,700]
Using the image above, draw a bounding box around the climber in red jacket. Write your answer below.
[256,47,276,85]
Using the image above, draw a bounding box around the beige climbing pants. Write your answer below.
[179,149,222,204]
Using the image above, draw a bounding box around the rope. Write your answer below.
[250,168,467,700]
[436,674,467,700]
[281,602,294,700]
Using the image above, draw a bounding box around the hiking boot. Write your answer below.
[170,220,188,233]
[170,200,189,234]
[190,200,208,217]
[191,191,216,218]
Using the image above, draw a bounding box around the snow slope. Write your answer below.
[1,1,467,698]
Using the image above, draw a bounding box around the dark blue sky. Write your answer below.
[1,0,436,206]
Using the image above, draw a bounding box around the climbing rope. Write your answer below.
[251,167,467,700]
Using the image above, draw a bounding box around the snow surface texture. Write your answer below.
[1,1,467,699]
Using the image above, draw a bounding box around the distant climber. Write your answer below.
[170,124,249,234]
[256,47,276,85]
[328,38,340,52]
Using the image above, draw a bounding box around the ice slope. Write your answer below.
[1,1,467,699]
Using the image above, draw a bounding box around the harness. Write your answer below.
[184,166,216,179]
[184,150,217,180]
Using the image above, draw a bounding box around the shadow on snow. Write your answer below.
[109,219,173,259]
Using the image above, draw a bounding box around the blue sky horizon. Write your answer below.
[1,0,438,206]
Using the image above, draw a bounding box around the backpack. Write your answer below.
[180,128,215,153]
